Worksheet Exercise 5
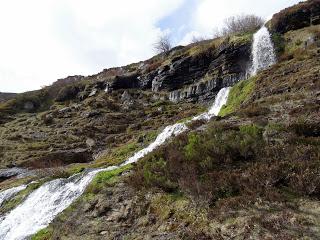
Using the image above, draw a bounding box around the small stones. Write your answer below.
[93,200,111,217]
[100,231,108,235]
[86,138,95,149]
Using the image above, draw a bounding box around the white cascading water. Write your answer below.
[0,87,230,240]
[0,167,116,240]
[250,26,276,76]
[192,87,230,121]
[0,185,27,207]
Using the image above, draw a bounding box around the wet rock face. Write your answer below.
[0,168,35,182]
[271,0,320,34]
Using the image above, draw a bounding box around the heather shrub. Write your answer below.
[130,120,320,209]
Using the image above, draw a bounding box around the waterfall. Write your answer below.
[250,26,276,76]
[192,87,230,121]
[0,185,27,207]
[0,87,230,240]
[0,167,115,240]
[122,123,188,165]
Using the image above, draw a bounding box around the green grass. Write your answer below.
[219,76,256,116]
[31,228,53,240]
[96,141,141,166]
[86,164,132,193]
[230,32,253,45]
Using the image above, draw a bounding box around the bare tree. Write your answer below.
[212,27,223,39]
[213,14,264,38]
[191,35,207,44]
[154,34,172,54]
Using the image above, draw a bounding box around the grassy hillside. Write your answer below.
[30,24,320,239]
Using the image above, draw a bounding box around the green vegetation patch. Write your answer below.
[219,76,256,116]
[130,116,320,211]
[0,89,53,114]
[96,141,141,166]
[31,227,53,240]
[86,164,132,194]
[230,32,253,45]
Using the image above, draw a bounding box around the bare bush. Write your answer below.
[213,14,264,38]
[153,34,172,54]
[191,35,207,44]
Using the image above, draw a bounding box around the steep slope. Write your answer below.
[0,31,252,171]
[0,0,319,239]
[28,3,320,240]
[38,26,320,239]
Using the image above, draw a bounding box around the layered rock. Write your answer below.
[164,41,250,102]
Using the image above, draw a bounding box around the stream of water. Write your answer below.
[0,25,278,240]
[0,87,230,240]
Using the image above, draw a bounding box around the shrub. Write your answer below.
[55,85,83,102]
[272,33,285,55]
[184,133,201,160]
[130,118,320,211]
[270,0,320,34]
[214,14,264,37]
[238,104,270,117]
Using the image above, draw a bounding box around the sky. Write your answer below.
[0,0,303,93]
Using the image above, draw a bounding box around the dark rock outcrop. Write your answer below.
[22,148,93,168]
[270,0,320,34]
[162,41,251,102]
[56,84,85,102]
[102,73,139,93]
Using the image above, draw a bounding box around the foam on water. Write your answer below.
[192,87,230,121]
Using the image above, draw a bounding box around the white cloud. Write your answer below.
[179,31,200,45]
[0,0,183,92]
[184,0,303,41]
